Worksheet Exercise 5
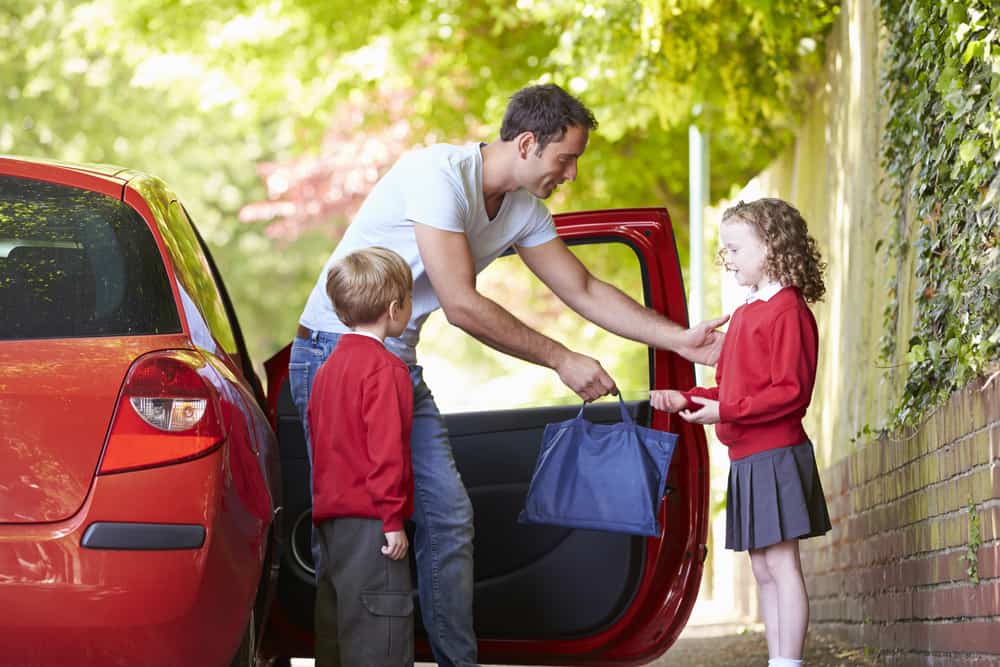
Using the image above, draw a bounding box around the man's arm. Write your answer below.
[516,238,726,365]
[414,223,616,401]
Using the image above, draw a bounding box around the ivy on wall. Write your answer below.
[877,0,1000,430]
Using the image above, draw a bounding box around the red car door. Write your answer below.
[263,207,708,666]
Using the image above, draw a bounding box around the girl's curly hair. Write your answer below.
[721,198,827,303]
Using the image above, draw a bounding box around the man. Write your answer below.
[290,83,725,667]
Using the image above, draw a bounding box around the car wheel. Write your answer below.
[255,658,289,667]
[229,608,256,667]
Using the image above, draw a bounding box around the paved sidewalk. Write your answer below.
[291,625,880,666]
[649,624,880,666]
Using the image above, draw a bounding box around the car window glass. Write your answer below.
[161,201,238,356]
[0,174,180,340]
[420,240,651,413]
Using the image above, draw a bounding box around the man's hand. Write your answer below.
[555,350,617,402]
[649,389,687,413]
[382,530,409,561]
[679,396,721,424]
[674,315,729,366]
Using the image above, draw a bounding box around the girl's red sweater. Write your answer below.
[681,287,819,461]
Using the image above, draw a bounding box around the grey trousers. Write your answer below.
[316,518,415,667]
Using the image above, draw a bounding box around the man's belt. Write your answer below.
[296,324,314,339]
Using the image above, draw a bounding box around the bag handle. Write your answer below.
[576,393,633,424]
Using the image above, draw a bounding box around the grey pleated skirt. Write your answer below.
[725,440,831,551]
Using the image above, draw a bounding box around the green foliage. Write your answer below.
[0,0,325,367]
[110,0,840,213]
[877,0,1000,431]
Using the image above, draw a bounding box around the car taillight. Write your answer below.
[99,350,227,475]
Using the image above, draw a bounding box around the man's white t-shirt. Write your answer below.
[299,142,558,365]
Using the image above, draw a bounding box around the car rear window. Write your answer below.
[0,174,181,340]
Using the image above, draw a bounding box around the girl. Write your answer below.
[652,198,831,667]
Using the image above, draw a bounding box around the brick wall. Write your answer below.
[801,377,1000,665]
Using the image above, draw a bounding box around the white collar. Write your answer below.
[344,330,385,344]
[746,281,786,304]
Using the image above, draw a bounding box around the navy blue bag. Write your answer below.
[518,395,678,537]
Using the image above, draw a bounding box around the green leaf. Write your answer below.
[963,40,985,65]
[955,22,972,43]
[944,337,961,356]
[959,139,982,164]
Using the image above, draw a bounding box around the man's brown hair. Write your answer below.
[326,247,413,328]
[500,83,598,154]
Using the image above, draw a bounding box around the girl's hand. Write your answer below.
[679,396,721,424]
[382,530,409,560]
[650,389,687,413]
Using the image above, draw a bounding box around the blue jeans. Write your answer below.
[288,331,478,667]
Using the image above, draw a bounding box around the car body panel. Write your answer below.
[0,155,126,197]
[262,207,708,665]
[0,450,259,666]
[0,334,191,523]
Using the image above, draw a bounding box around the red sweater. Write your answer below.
[681,287,818,461]
[307,334,414,531]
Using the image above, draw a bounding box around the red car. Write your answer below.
[261,209,709,666]
[0,156,282,667]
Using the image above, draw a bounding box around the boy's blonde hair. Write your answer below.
[720,198,827,303]
[325,247,413,328]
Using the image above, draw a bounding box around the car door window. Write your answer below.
[420,240,650,412]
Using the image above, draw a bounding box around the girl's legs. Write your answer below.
[749,548,780,659]
[764,539,809,659]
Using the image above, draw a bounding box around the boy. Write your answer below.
[307,246,416,667]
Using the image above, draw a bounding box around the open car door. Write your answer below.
[262,207,709,666]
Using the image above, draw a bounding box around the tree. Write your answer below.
[1,0,840,373]
[0,0,329,363]
[112,0,840,234]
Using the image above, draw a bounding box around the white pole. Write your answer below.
[688,121,709,382]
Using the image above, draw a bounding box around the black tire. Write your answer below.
[229,608,256,667]
[255,658,290,667]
